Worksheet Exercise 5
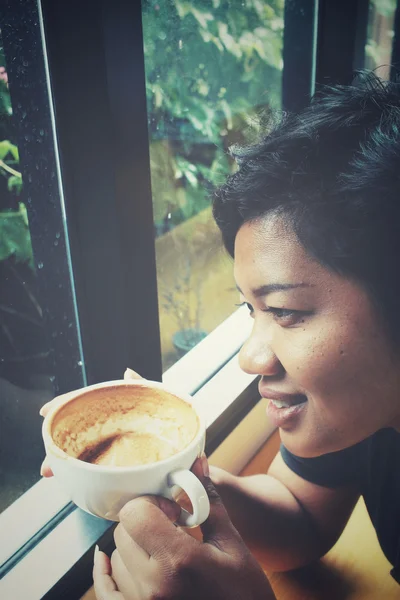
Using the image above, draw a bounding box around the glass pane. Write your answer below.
[142,0,285,371]
[0,37,49,513]
[0,28,83,514]
[365,0,396,80]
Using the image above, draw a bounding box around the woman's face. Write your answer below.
[235,216,400,458]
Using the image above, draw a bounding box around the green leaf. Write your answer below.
[175,156,199,187]
[370,0,396,17]
[0,83,12,116]
[9,143,19,161]
[199,28,224,51]
[191,7,213,29]
[217,22,242,58]
[0,203,34,268]
[8,174,23,194]
[0,140,18,161]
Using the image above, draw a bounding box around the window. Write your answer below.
[0,35,50,515]
[365,0,397,79]
[142,1,285,370]
[0,17,85,520]
[0,0,324,598]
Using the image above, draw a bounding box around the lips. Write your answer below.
[259,386,308,429]
[259,386,307,407]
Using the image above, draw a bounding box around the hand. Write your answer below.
[93,458,276,600]
[39,368,144,477]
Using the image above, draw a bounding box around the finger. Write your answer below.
[114,522,151,563]
[208,464,230,486]
[119,496,196,559]
[40,458,53,478]
[111,548,147,600]
[124,368,144,380]
[39,402,52,417]
[192,456,242,552]
[93,547,124,600]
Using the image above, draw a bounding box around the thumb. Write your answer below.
[120,494,181,527]
[192,456,241,551]
[124,368,144,380]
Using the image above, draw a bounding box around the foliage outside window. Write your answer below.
[0,42,45,394]
[142,0,284,235]
[0,46,29,265]
[142,0,285,368]
[0,40,52,513]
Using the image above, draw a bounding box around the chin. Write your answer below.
[279,429,341,459]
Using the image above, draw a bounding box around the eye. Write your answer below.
[235,301,254,315]
[265,307,302,326]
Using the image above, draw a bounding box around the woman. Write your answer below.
[41,73,400,598]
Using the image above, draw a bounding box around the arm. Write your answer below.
[211,451,360,572]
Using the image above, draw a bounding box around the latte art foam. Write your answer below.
[50,385,199,467]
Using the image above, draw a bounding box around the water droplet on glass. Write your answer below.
[55,232,61,239]
[39,129,45,136]
[77,360,83,366]
[37,262,44,269]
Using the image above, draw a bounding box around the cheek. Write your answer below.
[276,327,356,396]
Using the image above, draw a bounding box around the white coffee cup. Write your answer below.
[42,379,210,527]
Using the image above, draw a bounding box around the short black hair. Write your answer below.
[213,72,400,345]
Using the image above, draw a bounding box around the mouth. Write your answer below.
[268,396,307,409]
[259,387,308,408]
[259,386,308,429]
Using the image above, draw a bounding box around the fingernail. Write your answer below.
[157,497,181,523]
[94,544,99,563]
[39,403,49,417]
[200,453,209,477]
[40,462,45,477]
[124,368,139,380]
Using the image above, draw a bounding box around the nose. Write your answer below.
[239,323,283,377]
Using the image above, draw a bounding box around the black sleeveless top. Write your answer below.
[281,428,400,583]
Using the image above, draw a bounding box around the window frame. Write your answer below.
[282,0,319,112]
[315,0,370,86]
[391,0,400,79]
[0,0,86,392]
[0,0,324,597]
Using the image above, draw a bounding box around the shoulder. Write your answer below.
[281,428,399,489]
[280,437,366,488]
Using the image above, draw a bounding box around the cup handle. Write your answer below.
[168,468,210,527]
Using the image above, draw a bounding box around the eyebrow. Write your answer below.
[236,282,313,298]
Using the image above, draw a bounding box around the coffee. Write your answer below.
[50,385,199,467]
